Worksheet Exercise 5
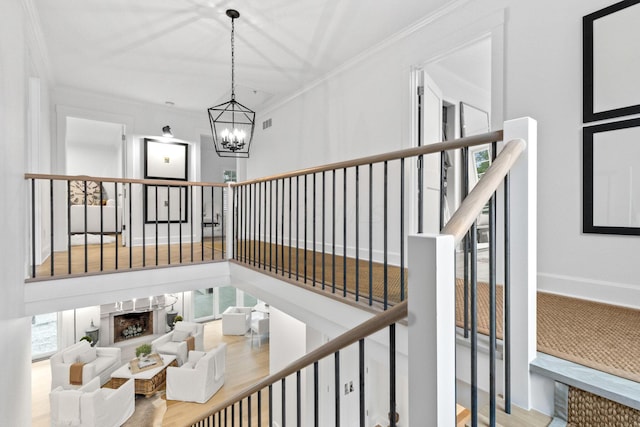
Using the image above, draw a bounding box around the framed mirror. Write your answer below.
[583,118,640,235]
[583,0,640,122]
[461,102,492,246]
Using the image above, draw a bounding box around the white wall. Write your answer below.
[247,0,640,307]
[269,307,307,426]
[0,0,45,424]
[504,0,640,306]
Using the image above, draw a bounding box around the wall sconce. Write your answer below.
[162,125,173,137]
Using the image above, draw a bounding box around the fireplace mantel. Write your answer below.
[99,299,169,345]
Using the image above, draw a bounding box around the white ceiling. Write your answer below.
[33,0,455,112]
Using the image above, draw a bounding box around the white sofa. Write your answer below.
[222,306,252,335]
[166,343,227,403]
[70,202,122,233]
[50,377,134,427]
[50,341,121,390]
[151,321,204,366]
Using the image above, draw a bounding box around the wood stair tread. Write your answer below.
[471,399,551,427]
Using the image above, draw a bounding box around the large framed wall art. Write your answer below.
[583,0,640,122]
[583,118,640,235]
[144,139,188,180]
[144,138,189,223]
[144,185,188,223]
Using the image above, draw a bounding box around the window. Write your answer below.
[32,313,58,359]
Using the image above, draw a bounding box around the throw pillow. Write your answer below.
[195,353,209,370]
[189,351,206,366]
[175,322,198,336]
[172,330,190,342]
[77,347,97,364]
[62,344,87,364]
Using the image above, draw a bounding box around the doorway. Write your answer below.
[63,116,126,243]
[411,36,493,235]
[54,107,133,251]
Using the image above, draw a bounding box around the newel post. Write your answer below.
[503,117,537,410]
[408,233,456,426]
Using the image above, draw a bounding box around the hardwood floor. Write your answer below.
[31,319,269,427]
[32,234,225,279]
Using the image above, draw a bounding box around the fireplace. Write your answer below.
[113,312,153,343]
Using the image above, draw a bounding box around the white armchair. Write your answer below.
[50,377,134,427]
[222,306,252,335]
[151,320,204,365]
[50,341,121,390]
[166,343,227,403]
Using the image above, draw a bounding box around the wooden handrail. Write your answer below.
[23,173,228,188]
[26,129,502,189]
[234,130,504,186]
[184,300,408,426]
[441,138,526,244]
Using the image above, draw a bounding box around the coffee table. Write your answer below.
[108,354,177,397]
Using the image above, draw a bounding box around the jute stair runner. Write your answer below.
[236,241,640,385]
[567,387,640,427]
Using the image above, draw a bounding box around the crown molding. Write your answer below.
[21,0,54,84]
[258,0,472,118]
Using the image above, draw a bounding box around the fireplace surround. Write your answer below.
[113,312,153,343]
[100,299,170,346]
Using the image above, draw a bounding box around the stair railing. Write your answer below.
[229,130,504,311]
[180,300,408,427]
[23,175,227,279]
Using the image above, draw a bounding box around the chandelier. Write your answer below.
[208,9,256,158]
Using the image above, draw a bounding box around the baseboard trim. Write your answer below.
[537,272,640,310]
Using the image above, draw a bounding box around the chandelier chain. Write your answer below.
[231,17,235,100]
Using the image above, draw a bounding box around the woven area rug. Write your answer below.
[537,293,640,383]
[70,233,116,246]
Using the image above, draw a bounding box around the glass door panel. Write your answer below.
[218,286,236,314]
[193,288,215,320]
[243,292,258,308]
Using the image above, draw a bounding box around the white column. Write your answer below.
[502,117,537,410]
[0,0,31,424]
[226,183,235,259]
[408,233,456,426]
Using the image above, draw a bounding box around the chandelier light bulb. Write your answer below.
[220,127,247,151]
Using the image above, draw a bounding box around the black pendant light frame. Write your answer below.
[208,9,256,158]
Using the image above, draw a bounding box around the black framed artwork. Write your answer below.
[583,0,640,122]
[144,138,189,180]
[143,138,189,223]
[583,117,640,235]
[144,185,189,223]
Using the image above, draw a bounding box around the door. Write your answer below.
[416,71,443,234]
